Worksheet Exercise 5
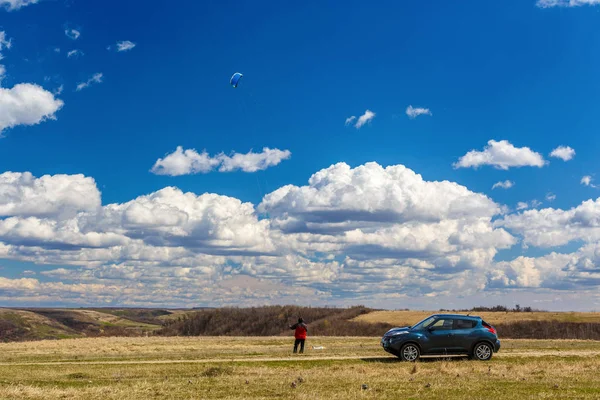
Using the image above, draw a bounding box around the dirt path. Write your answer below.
[1,350,599,367]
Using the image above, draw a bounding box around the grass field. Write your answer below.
[1,337,600,399]
[0,308,164,342]
[353,310,600,326]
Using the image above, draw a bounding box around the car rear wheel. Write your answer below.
[472,342,493,361]
[399,343,420,362]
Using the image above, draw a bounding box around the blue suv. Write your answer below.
[380,314,501,361]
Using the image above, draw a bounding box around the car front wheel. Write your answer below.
[399,343,420,362]
[472,342,493,361]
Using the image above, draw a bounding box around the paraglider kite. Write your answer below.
[230,72,243,88]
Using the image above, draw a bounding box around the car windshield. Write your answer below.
[411,316,436,330]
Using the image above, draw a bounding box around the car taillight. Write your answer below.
[483,323,496,335]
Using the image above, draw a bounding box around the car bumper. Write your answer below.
[380,337,396,355]
[381,337,389,350]
[494,339,501,352]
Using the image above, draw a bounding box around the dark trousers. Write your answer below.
[293,339,305,353]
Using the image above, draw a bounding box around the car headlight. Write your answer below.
[391,331,408,336]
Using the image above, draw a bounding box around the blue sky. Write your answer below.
[1,0,600,310]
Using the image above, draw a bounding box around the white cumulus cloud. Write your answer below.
[492,180,514,190]
[218,148,292,173]
[150,147,220,176]
[8,161,600,307]
[406,105,432,119]
[497,197,600,247]
[151,147,291,176]
[550,145,575,161]
[0,172,100,218]
[453,140,547,170]
[344,116,356,126]
[0,84,64,134]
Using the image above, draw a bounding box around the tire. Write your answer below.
[471,342,493,361]
[399,343,420,362]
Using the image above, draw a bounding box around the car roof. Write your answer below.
[430,314,481,320]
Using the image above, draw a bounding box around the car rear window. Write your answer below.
[454,319,476,329]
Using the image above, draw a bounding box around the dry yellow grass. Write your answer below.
[353,310,600,326]
[0,337,600,399]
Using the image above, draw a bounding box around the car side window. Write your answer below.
[431,319,453,330]
[453,319,476,329]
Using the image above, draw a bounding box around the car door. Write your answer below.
[425,318,455,353]
[451,318,477,352]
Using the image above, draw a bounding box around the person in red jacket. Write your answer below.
[289,317,308,354]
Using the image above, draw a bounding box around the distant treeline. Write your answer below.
[441,305,543,313]
[157,305,394,337]
[496,321,600,340]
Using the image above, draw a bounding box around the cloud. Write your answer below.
[515,200,542,211]
[67,49,84,58]
[0,162,521,306]
[116,41,136,52]
[258,162,514,279]
[546,192,556,202]
[492,180,514,190]
[65,29,80,40]
[151,147,291,176]
[581,175,598,188]
[406,105,432,119]
[550,146,575,161]
[0,31,11,84]
[11,162,600,307]
[354,110,375,129]
[76,73,103,91]
[490,252,572,289]
[537,0,600,7]
[218,148,292,173]
[150,147,220,176]
[0,83,64,134]
[53,85,64,95]
[54,48,60,53]
[453,140,547,170]
[0,0,38,10]
[0,31,11,53]
[259,162,503,224]
[0,172,100,218]
[344,116,356,126]
[497,197,600,248]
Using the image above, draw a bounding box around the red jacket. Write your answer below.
[291,322,307,339]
